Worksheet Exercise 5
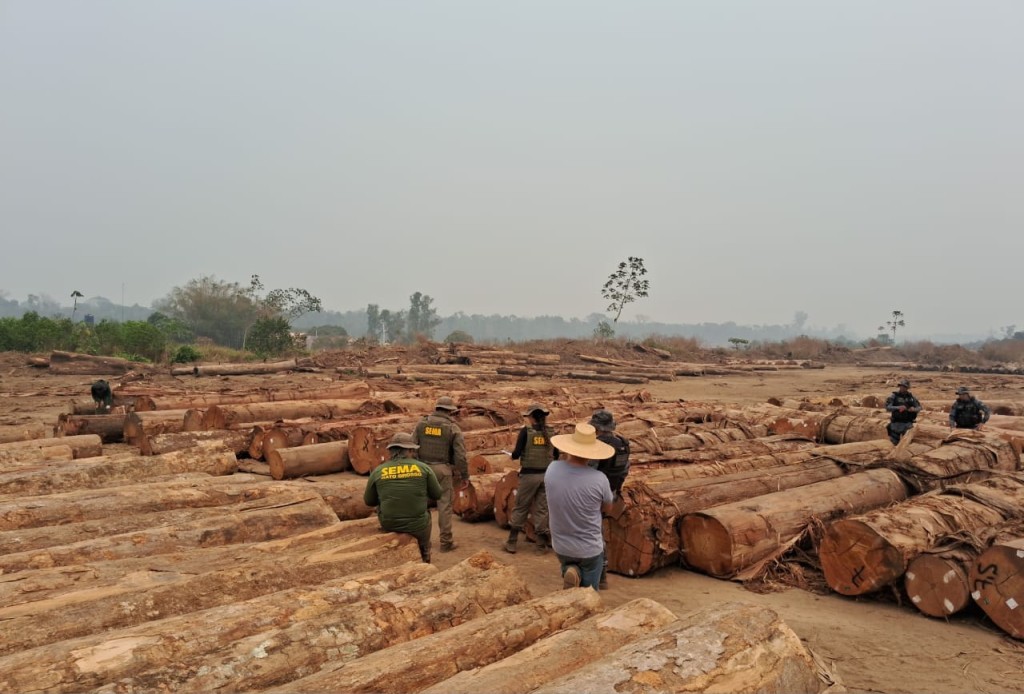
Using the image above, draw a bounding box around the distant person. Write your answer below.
[90,379,113,413]
[504,403,558,554]
[412,396,468,552]
[588,409,631,589]
[884,378,921,444]
[545,422,615,591]
[363,432,442,563]
[949,387,991,431]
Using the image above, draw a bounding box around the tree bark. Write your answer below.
[201,398,369,429]
[820,475,1024,596]
[0,423,47,444]
[0,444,73,467]
[0,494,339,574]
[453,471,504,522]
[54,413,126,442]
[681,468,909,578]
[169,359,298,376]
[139,428,253,456]
[0,534,425,656]
[529,603,822,694]
[971,536,1024,639]
[421,598,678,694]
[123,409,190,441]
[493,469,519,528]
[0,443,238,498]
[0,434,102,459]
[273,587,604,694]
[266,440,350,479]
[133,381,371,411]
[262,425,309,460]
[281,472,377,520]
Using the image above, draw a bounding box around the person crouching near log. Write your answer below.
[503,403,559,554]
[949,386,991,431]
[588,409,631,589]
[545,422,615,591]
[363,433,443,564]
[884,378,921,444]
[91,379,113,413]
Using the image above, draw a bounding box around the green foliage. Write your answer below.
[246,316,294,358]
[728,337,750,350]
[147,311,194,342]
[366,304,381,341]
[593,320,615,339]
[310,324,348,337]
[171,345,203,363]
[248,274,322,320]
[601,256,650,323]
[155,276,257,349]
[444,330,474,344]
[885,310,905,342]
[0,312,75,352]
[406,292,442,340]
[92,320,166,362]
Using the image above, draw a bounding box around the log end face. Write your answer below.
[680,514,735,577]
[820,519,904,596]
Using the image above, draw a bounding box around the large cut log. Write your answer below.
[201,398,369,429]
[170,358,298,376]
[0,473,273,531]
[422,598,677,694]
[631,434,817,465]
[47,350,151,375]
[133,381,371,410]
[682,468,909,578]
[50,552,531,693]
[139,428,253,456]
[272,587,604,694]
[0,442,238,498]
[0,444,74,467]
[54,413,126,442]
[0,533,424,656]
[0,519,384,608]
[530,602,822,694]
[347,425,389,474]
[0,494,339,574]
[904,551,975,618]
[820,475,1024,596]
[453,471,504,522]
[885,431,1020,492]
[493,469,519,528]
[123,409,190,441]
[0,434,102,459]
[971,533,1024,639]
[280,473,377,520]
[262,424,311,460]
[69,396,135,415]
[267,440,350,479]
[0,423,47,443]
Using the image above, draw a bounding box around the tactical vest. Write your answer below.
[415,414,453,464]
[520,425,554,471]
[889,392,919,424]
[597,433,630,475]
[952,400,983,428]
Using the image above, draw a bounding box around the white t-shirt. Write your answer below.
[544,459,613,558]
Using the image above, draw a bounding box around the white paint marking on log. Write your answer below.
[1007,598,1019,610]
[910,595,921,604]
[1017,549,1024,559]
[944,599,955,613]
[943,570,956,584]
[972,591,982,600]
[906,571,915,581]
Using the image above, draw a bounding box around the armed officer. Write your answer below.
[504,403,558,554]
[412,396,468,552]
[884,378,921,444]
[588,409,631,588]
[949,387,991,431]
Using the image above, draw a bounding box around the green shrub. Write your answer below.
[171,345,203,363]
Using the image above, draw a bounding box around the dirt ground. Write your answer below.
[3,357,1024,693]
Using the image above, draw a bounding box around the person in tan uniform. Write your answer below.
[411,396,468,552]
[503,403,558,554]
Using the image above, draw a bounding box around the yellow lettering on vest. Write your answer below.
[424,426,443,437]
[532,436,545,446]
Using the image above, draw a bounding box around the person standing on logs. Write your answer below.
[503,403,559,555]
[587,408,631,588]
[884,378,922,444]
[545,422,615,591]
[363,433,442,563]
[412,396,468,552]
[949,386,991,431]
[90,379,113,413]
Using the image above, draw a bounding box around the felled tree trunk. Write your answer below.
[69,396,135,414]
[0,434,102,459]
[0,444,73,467]
[0,534,425,656]
[139,428,253,456]
[681,468,908,578]
[266,441,350,479]
[819,475,1024,596]
[0,494,339,574]
[888,431,1019,492]
[285,473,377,520]
[904,551,974,618]
[133,381,371,411]
[529,603,822,694]
[272,588,604,694]
[453,471,504,522]
[201,398,369,429]
[422,598,678,694]
[0,423,47,444]
[47,350,151,375]
[493,469,519,528]
[123,409,190,442]
[972,535,1024,639]
[262,425,310,460]
[0,443,238,498]
[169,359,298,376]
[347,425,389,475]
[54,413,126,442]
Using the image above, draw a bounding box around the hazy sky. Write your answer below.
[2,1,1021,338]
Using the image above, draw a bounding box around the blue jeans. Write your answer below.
[557,552,604,591]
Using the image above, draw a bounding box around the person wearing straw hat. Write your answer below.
[884,378,921,445]
[413,395,469,552]
[503,403,559,554]
[545,422,615,590]
[588,409,631,589]
[364,432,442,564]
[949,387,991,431]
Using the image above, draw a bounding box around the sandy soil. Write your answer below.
[2,356,1023,693]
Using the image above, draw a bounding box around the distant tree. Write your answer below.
[246,316,294,358]
[593,321,615,339]
[406,292,442,340]
[728,337,750,350]
[247,274,322,321]
[886,310,905,343]
[379,309,406,344]
[366,304,381,341]
[601,256,650,323]
[70,290,84,321]
[155,276,257,348]
[1002,325,1017,339]
[444,330,474,344]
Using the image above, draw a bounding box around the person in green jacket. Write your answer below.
[364,432,443,563]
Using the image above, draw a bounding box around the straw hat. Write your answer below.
[551,422,614,460]
[387,432,419,450]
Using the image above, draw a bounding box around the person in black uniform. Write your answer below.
[91,379,113,413]
[588,409,631,589]
[884,378,921,444]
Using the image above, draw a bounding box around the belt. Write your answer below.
[520,468,547,475]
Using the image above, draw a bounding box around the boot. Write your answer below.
[599,566,608,590]
[535,533,550,553]
[503,528,519,554]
